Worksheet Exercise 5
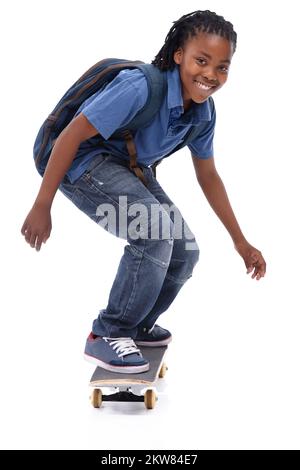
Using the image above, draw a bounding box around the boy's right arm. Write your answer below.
[21,113,99,251]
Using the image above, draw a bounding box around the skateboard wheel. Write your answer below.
[91,388,102,408]
[144,389,156,409]
[159,362,167,378]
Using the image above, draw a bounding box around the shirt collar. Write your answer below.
[166,65,212,124]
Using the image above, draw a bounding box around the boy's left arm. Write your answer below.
[192,155,266,280]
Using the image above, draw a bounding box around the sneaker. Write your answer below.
[84,333,149,373]
[135,324,172,347]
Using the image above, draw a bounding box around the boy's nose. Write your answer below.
[202,69,218,83]
[203,75,217,84]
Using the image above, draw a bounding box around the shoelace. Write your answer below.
[103,337,141,358]
[142,325,155,334]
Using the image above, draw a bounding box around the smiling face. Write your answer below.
[173,32,234,110]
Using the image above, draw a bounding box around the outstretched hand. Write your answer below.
[21,203,52,252]
[234,240,266,280]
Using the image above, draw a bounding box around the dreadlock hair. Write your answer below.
[152,10,237,71]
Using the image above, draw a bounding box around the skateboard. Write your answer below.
[89,346,168,409]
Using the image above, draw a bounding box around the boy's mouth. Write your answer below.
[193,79,217,92]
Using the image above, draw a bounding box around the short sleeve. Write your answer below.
[81,69,149,140]
[188,98,216,159]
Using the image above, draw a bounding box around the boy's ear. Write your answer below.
[173,48,183,65]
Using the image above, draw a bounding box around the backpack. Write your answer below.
[33,58,205,185]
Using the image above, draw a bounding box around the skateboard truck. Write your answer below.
[101,388,145,403]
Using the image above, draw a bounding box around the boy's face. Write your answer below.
[173,32,233,110]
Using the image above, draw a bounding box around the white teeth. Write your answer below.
[194,80,212,90]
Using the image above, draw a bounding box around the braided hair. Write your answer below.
[152,10,237,71]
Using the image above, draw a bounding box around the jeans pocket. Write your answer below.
[84,153,109,178]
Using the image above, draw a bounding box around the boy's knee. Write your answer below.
[143,212,175,269]
[167,238,200,284]
[128,201,174,268]
[184,240,200,276]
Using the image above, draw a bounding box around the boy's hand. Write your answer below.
[234,240,266,280]
[21,203,52,252]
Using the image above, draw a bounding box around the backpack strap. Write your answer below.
[113,64,167,186]
[115,64,167,133]
[123,129,148,186]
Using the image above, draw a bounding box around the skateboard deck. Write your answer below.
[89,346,168,409]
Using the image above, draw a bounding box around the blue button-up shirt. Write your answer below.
[66,65,216,183]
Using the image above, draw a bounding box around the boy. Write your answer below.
[21,10,266,373]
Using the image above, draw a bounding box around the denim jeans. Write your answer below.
[59,153,200,338]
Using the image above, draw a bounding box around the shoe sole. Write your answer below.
[135,336,172,347]
[84,353,149,374]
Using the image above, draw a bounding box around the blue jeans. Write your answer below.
[59,153,199,338]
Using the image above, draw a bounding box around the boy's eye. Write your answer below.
[219,65,229,73]
[196,58,207,65]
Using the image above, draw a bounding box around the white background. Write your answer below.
[1,0,300,450]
